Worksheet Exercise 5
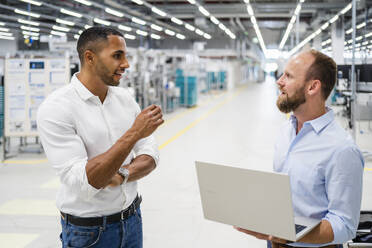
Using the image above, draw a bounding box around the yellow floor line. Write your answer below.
[2,159,48,165]
[158,92,224,129]
[159,86,247,150]
[365,167,372,171]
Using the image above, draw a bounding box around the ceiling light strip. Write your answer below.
[279,1,304,50]
[289,3,352,56]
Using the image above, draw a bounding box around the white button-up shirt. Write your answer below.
[37,73,159,217]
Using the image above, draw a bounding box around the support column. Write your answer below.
[313,30,322,50]
[331,17,345,64]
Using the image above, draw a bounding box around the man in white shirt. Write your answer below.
[37,26,163,248]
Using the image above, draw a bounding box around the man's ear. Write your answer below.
[307,79,322,96]
[84,50,95,66]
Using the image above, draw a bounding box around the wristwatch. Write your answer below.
[118,167,130,185]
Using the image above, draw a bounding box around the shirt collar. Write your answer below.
[71,73,95,101]
[290,107,334,134]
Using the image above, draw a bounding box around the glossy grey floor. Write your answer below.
[0,78,371,248]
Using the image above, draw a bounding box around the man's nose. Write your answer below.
[121,59,130,69]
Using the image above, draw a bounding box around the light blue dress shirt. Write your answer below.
[273,108,364,246]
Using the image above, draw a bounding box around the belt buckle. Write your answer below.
[121,210,125,220]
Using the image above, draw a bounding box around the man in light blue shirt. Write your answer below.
[236,49,364,247]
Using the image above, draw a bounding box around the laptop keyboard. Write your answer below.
[295,224,307,234]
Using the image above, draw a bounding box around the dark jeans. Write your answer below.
[60,207,142,248]
[267,241,343,248]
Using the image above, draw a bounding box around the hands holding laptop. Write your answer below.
[234,227,287,247]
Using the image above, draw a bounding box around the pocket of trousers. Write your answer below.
[66,225,103,248]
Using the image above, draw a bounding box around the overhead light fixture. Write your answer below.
[356,22,366,29]
[294,5,301,16]
[321,22,329,30]
[51,30,66,36]
[151,34,161,40]
[227,31,236,39]
[53,25,70,32]
[118,25,132,32]
[124,34,136,40]
[346,28,353,34]
[60,8,82,18]
[195,28,204,36]
[22,30,39,36]
[15,9,40,18]
[198,6,210,17]
[246,5,254,16]
[131,0,143,5]
[362,41,368,45]
[210,16,219,25]
[356,36,363,41]
[176,33,185,40]
[84,25,91,29]
[152,7,167,17]
[105,7,124,17]
[171,17,183,25]
[365,32,372,38]
[20,26,39,32]
[185,23,195,31]
[73,0,92,6]
[0,36,14,40]
[250,16,257,24]
[20,0,42,6]
[0,32,13,37]
[56,19,75,26]
[203,33,211,39]
[30,36,39,40]
[151,24,163,31]
[329,15,339,24]
[243,0,249,3]
[0,27,9,32]
[0,22,4,26]
[78,30,83,34]
[132,17,146,25]
[74,34,80,40]
[290,15,296,24]
[94,18,111,26]
[165,29,175,36]
[18,18,39,26]
[136,30,148,36]
[187,0,196,4]
[218,23,226,31]
[340,3,352,14]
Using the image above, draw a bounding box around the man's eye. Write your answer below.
[114,54,121,59]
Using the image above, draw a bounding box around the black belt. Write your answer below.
[61,195,142,227]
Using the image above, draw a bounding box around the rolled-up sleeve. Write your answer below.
[324,145,364,244]
[131,100,160,166]
[37,102,100,199]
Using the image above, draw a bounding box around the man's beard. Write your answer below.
[276,85,306,113]
[95,60,119,86]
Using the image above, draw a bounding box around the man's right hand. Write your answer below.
[131,104,164,139]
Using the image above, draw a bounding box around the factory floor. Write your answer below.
[0,77,371,248]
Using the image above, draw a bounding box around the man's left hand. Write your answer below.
[105,173,124,188]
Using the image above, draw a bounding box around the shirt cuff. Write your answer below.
[324,212,354,244]
[61,157,101,200]
[135,150,159,167]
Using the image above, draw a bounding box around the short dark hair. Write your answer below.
[305,49,337,100]
[77,26,123,65]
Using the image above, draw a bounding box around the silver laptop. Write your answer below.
[195,161,321,241]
